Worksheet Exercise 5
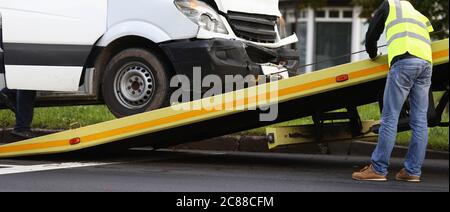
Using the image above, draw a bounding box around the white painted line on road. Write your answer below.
[0,162,113,175]
[158,149,228,155]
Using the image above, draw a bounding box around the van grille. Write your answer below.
[227,11,278,43]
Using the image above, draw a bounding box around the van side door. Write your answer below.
[0,0,107,91]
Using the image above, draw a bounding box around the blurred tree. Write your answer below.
[293,0,327,9]
[352,0,449,39]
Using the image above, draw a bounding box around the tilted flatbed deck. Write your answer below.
[0,39,448,158]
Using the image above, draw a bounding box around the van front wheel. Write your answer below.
[102,48,171,118]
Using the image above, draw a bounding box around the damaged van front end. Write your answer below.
[161,0,299,81]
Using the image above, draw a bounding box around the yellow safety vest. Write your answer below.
[386,0,434,66]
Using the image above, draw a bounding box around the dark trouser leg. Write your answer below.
[14,90,36,131]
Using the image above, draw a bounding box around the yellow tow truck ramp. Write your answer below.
[0,39,448,158]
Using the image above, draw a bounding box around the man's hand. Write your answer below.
[369,51,378,60]
[370,52,382,61]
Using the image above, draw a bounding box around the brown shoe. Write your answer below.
[396,169,421,183]
[352,165,387,182]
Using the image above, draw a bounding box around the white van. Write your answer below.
[0,0,298,117]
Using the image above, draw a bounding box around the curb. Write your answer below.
[173,135,449,160]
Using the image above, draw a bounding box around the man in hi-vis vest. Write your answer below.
[353,0,434,183]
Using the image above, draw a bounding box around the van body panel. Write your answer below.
[0,0,107,45]
[97,21,173,47]
[0,0,107,91]
[5,65,83,91]
[98,0,199,47]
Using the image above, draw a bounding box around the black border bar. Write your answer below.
[3,43,92,66]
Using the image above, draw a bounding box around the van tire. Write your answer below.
[102,48,171,118]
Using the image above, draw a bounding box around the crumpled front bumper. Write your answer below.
[160,38,299,81]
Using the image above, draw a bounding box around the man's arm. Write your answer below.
[365,1,389,59]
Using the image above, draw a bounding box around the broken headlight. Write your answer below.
[174,0,229,34]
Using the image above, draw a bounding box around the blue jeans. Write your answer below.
[371,57,432,177]
[1,88,36,131]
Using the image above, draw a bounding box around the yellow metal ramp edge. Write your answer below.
[0,39,448,158]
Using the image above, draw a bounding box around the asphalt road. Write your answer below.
[0,149,448,192]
